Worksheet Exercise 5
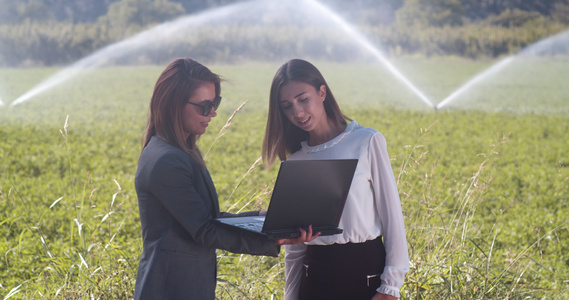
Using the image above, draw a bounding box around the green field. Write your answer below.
[1,58,568,299]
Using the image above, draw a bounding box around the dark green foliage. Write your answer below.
[0,21,567,67]
[461,0,569,20]
[99,0,186,28]
[0,0,568,67]
[396,0,465,27]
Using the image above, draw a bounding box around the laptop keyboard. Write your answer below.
[234,221,264,232]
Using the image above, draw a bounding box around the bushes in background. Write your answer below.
[0,11,567,67]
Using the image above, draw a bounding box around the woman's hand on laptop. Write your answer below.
[277,225,321,245]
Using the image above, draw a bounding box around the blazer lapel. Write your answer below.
[200,167,220,217]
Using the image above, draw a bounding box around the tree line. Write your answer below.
[2,0,568,25]
[0,0,568,67]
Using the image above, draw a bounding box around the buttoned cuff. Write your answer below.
[377,284,400,298]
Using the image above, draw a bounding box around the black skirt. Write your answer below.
[299,236,386,300]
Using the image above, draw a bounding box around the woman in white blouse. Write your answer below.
[262,59,409,300]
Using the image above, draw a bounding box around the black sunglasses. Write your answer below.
[187,95,222,116]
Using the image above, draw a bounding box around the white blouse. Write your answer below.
[283,121,409,299]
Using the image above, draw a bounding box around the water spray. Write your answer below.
[435,29,569,110]
[10,2,240,106]
[306,0,435,109]
[11,0,435,109]
[435,57,515,110]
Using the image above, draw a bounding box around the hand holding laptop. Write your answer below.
[276,225,321,245]
[258,211,321,244]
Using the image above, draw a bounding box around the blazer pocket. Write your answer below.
[159,247,198,258]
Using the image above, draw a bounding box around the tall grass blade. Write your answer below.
[49,197,63,208]
[205,101,247,159]
[3,281,27,300]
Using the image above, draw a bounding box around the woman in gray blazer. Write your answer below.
[134,58,318,300]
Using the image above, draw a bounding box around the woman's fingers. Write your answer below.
[277,225,321,245]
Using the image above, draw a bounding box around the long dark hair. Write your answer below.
[262,59,349,166]
[142,58,221,168]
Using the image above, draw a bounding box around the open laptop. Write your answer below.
[214,159,358,239]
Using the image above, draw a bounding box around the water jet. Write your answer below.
[435,29,569,113]
[435,57,515,110]
[304,0,435,109]
[11,0,433,110]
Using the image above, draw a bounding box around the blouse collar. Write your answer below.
[300,121,357,153]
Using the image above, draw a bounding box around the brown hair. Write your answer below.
[141,58,221,168]
[262,59,349,167]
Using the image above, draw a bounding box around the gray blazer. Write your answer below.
[134,136,279,300]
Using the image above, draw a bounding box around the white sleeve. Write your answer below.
[369,133,409,297]
[284,243,307,300]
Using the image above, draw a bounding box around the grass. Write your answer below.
[0,58,568,299]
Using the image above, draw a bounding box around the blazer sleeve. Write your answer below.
[142,148,279,257]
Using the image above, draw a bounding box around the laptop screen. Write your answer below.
[262,159,358,232]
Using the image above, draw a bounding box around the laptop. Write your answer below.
[214,159,358,239]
